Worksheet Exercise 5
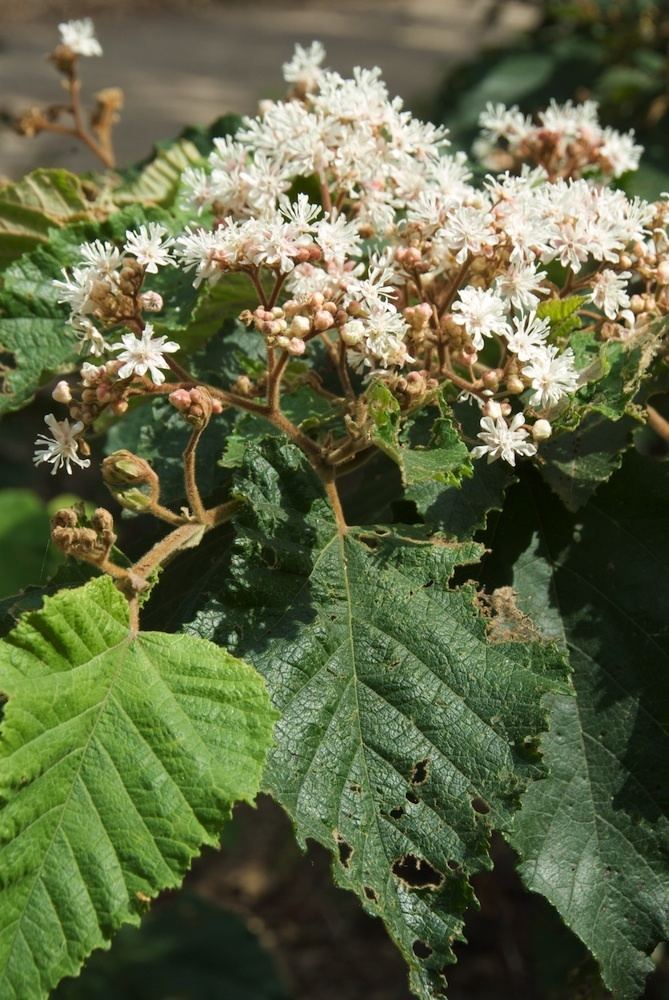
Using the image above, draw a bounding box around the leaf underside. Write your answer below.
[0,576,276,1000]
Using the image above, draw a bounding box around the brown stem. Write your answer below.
[267,350,290,411]
[647,404,669,443]
[207,498,243,526]
[244,268,269,309]
[323,472,347,534]
[132,522,207,581]
[183,425,208,523]
[318,173,333,215]
[267,272,287,310]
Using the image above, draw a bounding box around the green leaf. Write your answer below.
[571,320,666,422]
[54,892,290,1000]
[537,295,587,340]
[367,384,472,488]
[113,139,203,207]
[494,455,669,999]
[187,438,569,999]
[0,491,61,599]
[406,403,514,540]
[0,576,277,999]
[535,411,640,511]
[0,170,100,267]
[0,318,75,417]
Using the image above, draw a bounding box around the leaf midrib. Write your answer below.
[0,630,132,990]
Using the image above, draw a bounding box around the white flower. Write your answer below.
[471,412,537,466]
[111,324,179,384]
[494,262,547,311]
[599,128,642,177]
[316,215,361,265]
[451,287,510,350]
[33,415,90,475]
[440,205,499,264]
[73,317,109,356]
[124,223,175,273]
[283,41,326,92]
[79,240,122,277]
[58,18,102,57]
[591,269,632,319]
[279,193,321,232]
[505,311,550,362]
[522,345,579,409]
[53,266,94,314]
[479,102,531,141]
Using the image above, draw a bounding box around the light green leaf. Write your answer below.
[187,439,569,999]
[0,170,100,267]
[0,576,277,999]
[113,139,203,207]
[537,295,586,339]
[367,383,472,488]
[0,317,76,417]
[497,455,669,999]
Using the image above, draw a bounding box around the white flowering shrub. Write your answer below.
[1,23,668,1000]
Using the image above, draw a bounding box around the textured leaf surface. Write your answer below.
[406,404,514,540]
[114,140,203,206]
[187,439,569,999]
[0,170,99,266]
[367,384,472,488]
[495,455,669,999]
[535,412,639,511]
[0,206,184,415]
[0,576,276,999]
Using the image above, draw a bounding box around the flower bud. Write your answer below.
[52,380,72,404]
[139,290,164,312]
[102,450,156,488]
[482,370,500,392]
[483,399,503,419]
[287,337,306,355]
[506,376,525,395]
[532,419,552,441]
[313,310,335,331]
[290,315,311,337]
[169,388,193,412]
[341,319,365,346]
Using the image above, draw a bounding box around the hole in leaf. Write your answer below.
[446,859,459,871]
[364,886,378,902]
[471,796,490,815]
[336,836,353,868]
[406,790,419,804]
[413,940,433,959]
[389,806,404,820]
[392,853,443,889]
[411,758,429,784]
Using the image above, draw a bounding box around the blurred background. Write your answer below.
[1,1,669,998]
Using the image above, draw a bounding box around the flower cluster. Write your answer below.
[476,99,643,179]
[36,37,669,476]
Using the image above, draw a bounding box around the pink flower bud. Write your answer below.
[287,337,306,355]
[314,310,335,331]
[139,290,164,312]
[169,389,192,412]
